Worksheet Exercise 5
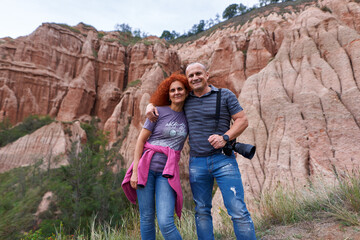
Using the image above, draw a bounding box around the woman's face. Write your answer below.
[169,81,187,104]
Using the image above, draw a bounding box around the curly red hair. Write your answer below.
[150,73,190,106]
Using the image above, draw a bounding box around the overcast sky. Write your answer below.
[1,0,260,39]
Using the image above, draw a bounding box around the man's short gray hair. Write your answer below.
[185,62,207,72]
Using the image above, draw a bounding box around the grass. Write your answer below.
[8,168,360,239]
[255,170,360,238]
[115,32,142,47]
[125,79,141,90]
[2,121,359,239]
[56,24,81,34]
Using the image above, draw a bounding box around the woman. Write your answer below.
[122,73,190,240]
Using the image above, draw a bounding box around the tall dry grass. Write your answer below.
[255,170,360,237]
[25,170,360,239]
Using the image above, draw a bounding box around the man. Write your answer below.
[146,62,256,240]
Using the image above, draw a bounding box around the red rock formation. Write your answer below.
[211,1,360,226]
[0,121,86,173]
[174,11,287,97]
[0,23,180,126]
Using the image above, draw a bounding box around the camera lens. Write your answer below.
[233,143,256,159]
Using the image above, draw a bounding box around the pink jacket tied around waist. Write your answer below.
[121,142,183,218]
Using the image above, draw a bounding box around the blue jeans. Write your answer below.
[189,153,256,240]
[136,170,182,240]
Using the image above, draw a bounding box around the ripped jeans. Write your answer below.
[189,153,256,240]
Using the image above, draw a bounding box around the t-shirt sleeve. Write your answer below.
[143,118,156,132]
[225,89,243,116]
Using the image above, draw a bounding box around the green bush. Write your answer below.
[0,119,131,239]
[0,117,11,131]
[54,144,128,234]
[125,79,141,90]
[0,115,53,147]
[0,166,47,239]
[45,120,129,237]
[57,24,81,34]
[97,32,105,39]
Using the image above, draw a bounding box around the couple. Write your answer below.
[122,63,256,240]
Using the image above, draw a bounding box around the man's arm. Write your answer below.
[208,110,248,149]
[145,103,159,122]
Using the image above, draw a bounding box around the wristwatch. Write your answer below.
[222,134,230,143]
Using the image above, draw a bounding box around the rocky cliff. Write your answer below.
[212,0,360,225]
[1,0,360,222]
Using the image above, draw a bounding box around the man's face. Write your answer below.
[186,64,209,93]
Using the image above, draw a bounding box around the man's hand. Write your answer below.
[145,103,159,122]
[208,134,227,149]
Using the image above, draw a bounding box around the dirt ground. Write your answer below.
[259,218,360,240]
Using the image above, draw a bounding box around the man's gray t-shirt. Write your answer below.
[143,106,188,172]
[184,85,242,157]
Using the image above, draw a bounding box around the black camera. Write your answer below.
[223,140,256,159]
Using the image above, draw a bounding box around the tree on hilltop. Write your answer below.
[222,3,239,20]
[160,30,179,40]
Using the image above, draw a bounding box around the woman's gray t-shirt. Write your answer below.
[143,106,188,172]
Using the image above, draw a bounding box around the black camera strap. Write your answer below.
[215,88,222,132]
[214,88,256,159]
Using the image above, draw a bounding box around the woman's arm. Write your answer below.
[130,128,152,189]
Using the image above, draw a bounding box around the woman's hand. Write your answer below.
[130,128,152,190]
[130,172,138,189]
